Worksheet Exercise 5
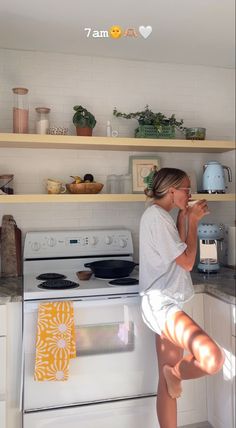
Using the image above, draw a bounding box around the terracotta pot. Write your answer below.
[76,127,93,136]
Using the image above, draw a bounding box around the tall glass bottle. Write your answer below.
[12,87,29,133]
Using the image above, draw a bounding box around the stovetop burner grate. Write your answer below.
[108,277,139,286]
[36,273,66,280]
[38,279,79,290]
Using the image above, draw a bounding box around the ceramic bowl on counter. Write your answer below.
[76,270,93,280]
[66,182,104,194]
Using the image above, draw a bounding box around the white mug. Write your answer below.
[46,179,66,194]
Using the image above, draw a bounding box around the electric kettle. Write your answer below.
[202,161,232,193]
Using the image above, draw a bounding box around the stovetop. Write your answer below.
[23,229,139,300]
[23,269,139,300]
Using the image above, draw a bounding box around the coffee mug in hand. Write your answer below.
[188,200,198,207]
[46,178,66,194]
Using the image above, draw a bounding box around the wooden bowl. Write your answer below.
[76,270,93,281]
[66,182,104,194]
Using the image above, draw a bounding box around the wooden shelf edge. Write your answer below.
[0,193,235,204]
[0,133,235,152]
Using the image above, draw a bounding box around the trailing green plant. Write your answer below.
[113,105,185,133]
[73,105,96,129]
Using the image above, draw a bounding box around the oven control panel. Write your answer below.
[24,229,133,259]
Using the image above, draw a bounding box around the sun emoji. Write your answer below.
[109,25,123,39]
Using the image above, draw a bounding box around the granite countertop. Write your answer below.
[0,277,23,303]
[191,267,235,304]
[0,267,235,305]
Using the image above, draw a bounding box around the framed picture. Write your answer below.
[129,156,161,193]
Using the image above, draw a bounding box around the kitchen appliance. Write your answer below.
[197,223,224,273]
[22,229,157,428]
[202,161,232,193]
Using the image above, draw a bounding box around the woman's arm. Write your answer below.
[175,200,210,271]
[176,209,187,242]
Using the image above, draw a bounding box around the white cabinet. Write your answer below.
[0,302,22,428]
[204,294,234,428]
[6,302,22,428]
[178,293,207,426]
[0,304,7,428]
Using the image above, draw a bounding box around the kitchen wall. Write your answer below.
[0,48,235,259]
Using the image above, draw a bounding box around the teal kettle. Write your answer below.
[202,161,232,193]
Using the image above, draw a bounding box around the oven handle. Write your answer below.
[24,295,140,312]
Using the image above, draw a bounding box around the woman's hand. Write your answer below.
[188,199,210,221]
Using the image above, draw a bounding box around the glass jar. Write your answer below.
[0,174,14,194]
[120,174,132,193]
[106,174,121,193]
[35,107,50,134]
[12,87,29,133]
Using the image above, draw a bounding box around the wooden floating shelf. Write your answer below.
[0,193,235,204]
[0,133,235,153]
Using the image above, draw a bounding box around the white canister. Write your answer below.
[35,107,50,134]
[226,225,236,267]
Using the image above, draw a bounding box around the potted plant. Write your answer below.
[113,105,185,139]
[73,105,96,136]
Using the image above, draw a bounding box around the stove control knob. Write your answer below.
[31,241,41,251]
[119,238,127,248]
[48,238,57,247]
[105,235,113,245]
[90,236,98,246]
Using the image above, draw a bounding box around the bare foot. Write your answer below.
[163,365,182,399]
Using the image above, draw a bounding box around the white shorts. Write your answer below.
[141,290,184,336]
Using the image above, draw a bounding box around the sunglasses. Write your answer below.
[176,187,192,195]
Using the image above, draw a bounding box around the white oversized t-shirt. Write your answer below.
[139,204,194,304]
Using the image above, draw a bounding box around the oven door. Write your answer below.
[23,295,157,411]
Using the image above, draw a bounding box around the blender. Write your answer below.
[197,223,224,273]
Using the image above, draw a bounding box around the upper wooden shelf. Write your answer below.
[0,133,235,153]
[0,193,235,204]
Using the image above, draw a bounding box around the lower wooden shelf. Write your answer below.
[0,193,235,204]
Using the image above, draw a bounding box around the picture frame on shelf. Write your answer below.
[129,156,161,193]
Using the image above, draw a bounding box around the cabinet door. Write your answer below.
[0,337,6,395]
[0,305,6,336]
[177,294,207,426]
[204,294,233,428]
[232,335,235,428]
[0,401,6,428]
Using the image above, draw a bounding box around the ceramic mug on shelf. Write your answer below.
[46,178,66,194]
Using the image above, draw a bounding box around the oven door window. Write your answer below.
[76,321,134,356]
[24,296,157,411]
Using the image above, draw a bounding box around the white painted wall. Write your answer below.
[0,49,235,259]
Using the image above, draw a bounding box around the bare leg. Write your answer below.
[162,310,225,399]
[156,334,183,428]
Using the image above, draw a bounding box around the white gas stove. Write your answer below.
[23,229,139,300]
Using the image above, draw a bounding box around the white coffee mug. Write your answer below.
[46,179,66,194]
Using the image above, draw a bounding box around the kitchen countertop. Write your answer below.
[0,268,235,305]
[0,276,23,303]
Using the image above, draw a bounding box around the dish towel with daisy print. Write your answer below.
[34,301,76,381]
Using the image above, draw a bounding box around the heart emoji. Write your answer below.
[139,25,152,39]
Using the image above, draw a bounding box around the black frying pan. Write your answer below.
[84,260,138,279]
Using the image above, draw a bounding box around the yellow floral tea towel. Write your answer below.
[34,301,76,381]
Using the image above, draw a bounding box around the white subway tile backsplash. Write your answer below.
[0,48,235,258]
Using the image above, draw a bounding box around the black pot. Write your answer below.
[84,260,138,279]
